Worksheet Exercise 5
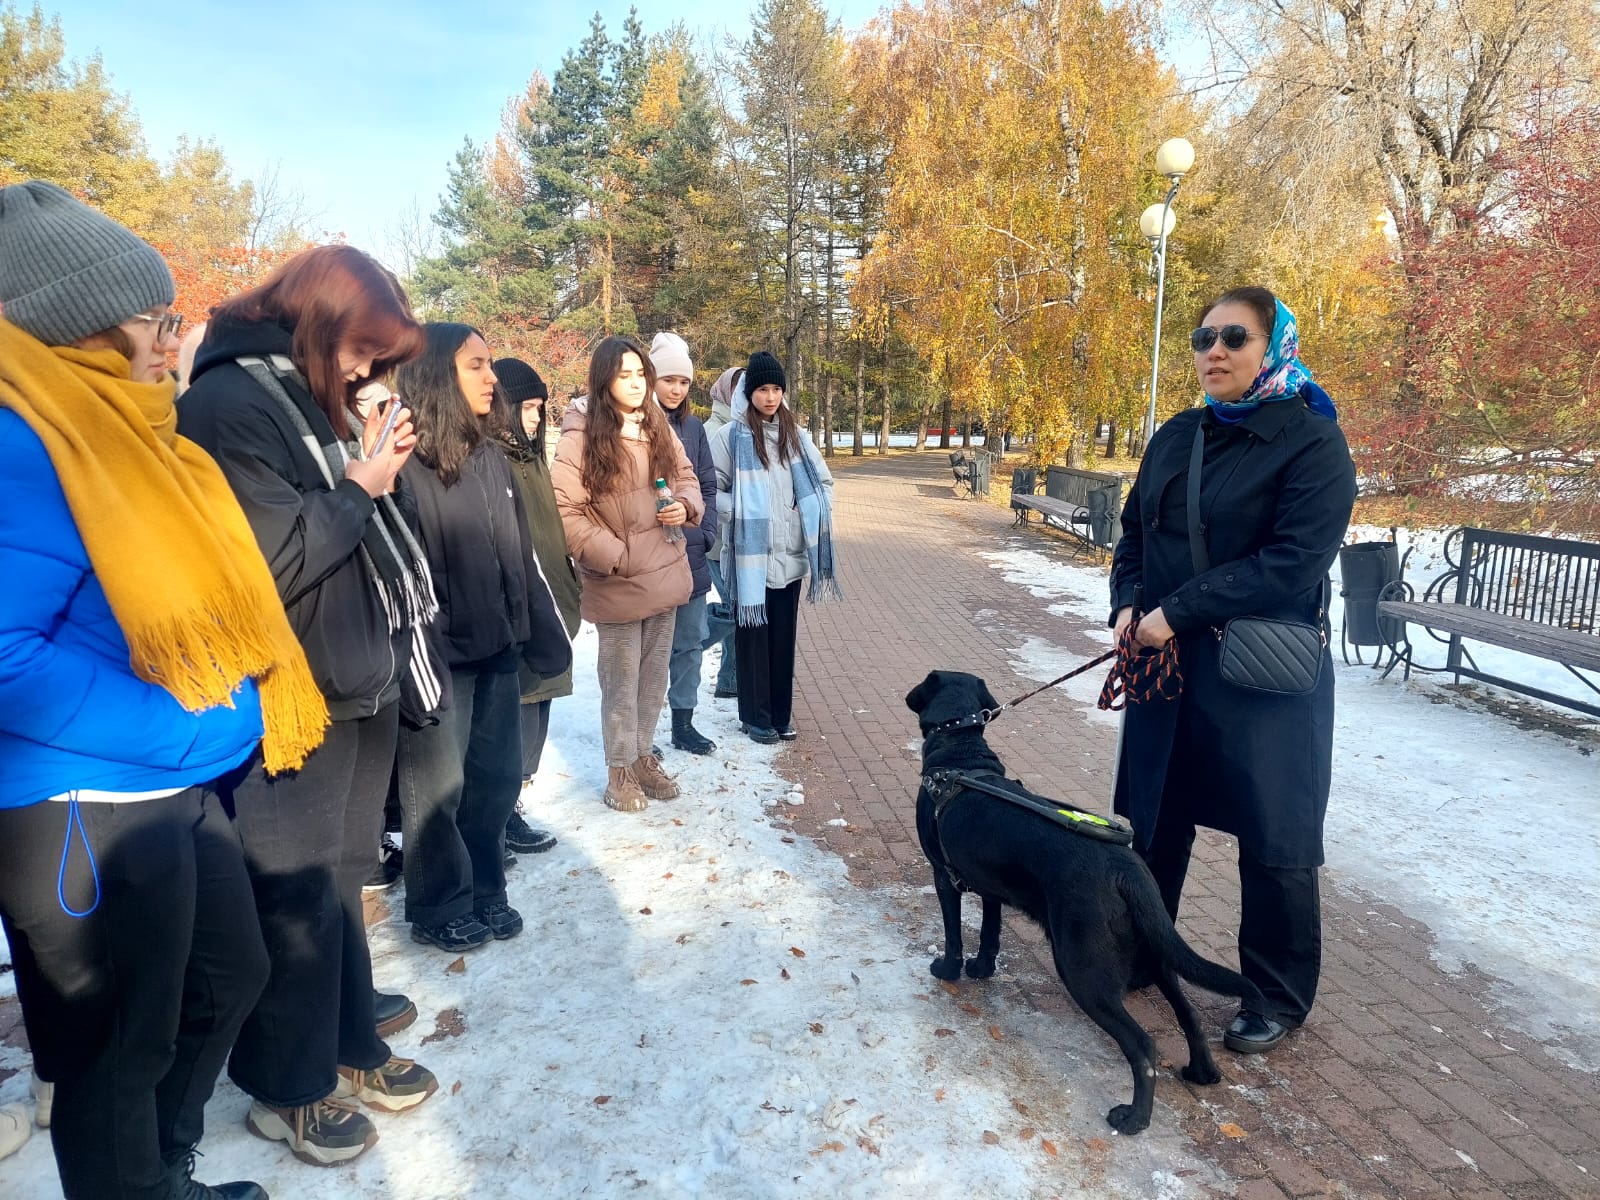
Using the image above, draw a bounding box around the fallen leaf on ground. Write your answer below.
[567,869,581,877]
[740,979,758,986]
[671,818,683,826]
[1040,1139,1058,1156]
[988,1025,1003,1041]
[1218,1122,1247,1140]
[1019,1127,1036,1140]
[934,1028,956,1038]
[857,1135,881,1157]
[810,1142,846,1155]
[675,933,691,945]
[450,1080,462,1096]
[444,957,466,975]
[638,907,652,915]
[809,1023,824,1034]
[1084,1137,1109,1153]
[982,1131,1000,1145]
[1011,1100,1031,1116]
[594,1096,611,1106]
[790,946,807,958]
[958,1001,981,1016]
[421,1008,466,1045]
[707,873,720,883]
[937,981,959,996]
[661,872,674,880]
[934,1089,945,1101]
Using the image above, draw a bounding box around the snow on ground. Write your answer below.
[0,624,1229,1200]
[977,533,1600,1072]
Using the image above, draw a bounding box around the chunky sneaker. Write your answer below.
[631,753,679,800]
[247,1098,376,1166]
[604,765,647,813]
[363,835,403,892]
[476,901,523,940]
[163,1147,268,1199]
[374,990,417,1039]
[410,913,492,952]
[334,1056,438,1113]
[505,806,558,854]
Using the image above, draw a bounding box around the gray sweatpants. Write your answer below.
[595,611,676,767]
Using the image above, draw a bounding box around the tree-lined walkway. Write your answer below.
[781,449,1598,1200]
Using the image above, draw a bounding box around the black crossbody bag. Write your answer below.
[1185,424,1326,696]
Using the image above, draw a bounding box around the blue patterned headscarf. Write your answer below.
[1204,298,1338,423]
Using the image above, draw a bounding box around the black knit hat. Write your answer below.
[492,357,548,403]
[743,350,786,395]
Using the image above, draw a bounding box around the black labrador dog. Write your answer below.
[906,670,1266,1136]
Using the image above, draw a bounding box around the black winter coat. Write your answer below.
[177,315,409,721]
[403,443,572,679]
[665,405,717,598]
[1109,396,1357,868]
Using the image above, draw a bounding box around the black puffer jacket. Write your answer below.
[177,314,408,720]
[403,442,572,678]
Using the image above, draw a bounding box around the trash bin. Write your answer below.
[1339,541,1401,647]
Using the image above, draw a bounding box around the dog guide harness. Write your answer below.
[921,769,1134,848]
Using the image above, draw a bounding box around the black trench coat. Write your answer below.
[1109,394,1356,868]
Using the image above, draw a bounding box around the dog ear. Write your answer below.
[905,673,937,713]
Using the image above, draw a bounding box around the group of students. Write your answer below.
[0,181,838,1199]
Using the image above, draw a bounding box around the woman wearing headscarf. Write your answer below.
[493,356,582,854]
[1109,286,1356,1055]
[0,180,323,1200]
[707,351,840,745]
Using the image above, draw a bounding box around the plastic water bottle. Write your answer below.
[656,478,685,543]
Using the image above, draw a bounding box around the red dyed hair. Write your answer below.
[210,245,425,437]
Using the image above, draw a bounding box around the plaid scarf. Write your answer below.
[725,418,841,626]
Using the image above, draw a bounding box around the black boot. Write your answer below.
[164,1149,268,1200]
[671,709,716,755]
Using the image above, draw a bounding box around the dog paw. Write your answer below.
[1106,1104,1150,1136]
[1181,1060,1222,1086]
[963,954,997,979]
[928,956,963,981]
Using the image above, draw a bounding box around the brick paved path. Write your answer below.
[779,449,1599,1200]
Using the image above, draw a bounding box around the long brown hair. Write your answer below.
[211,245,425,437]
[742,391,804,468]
[580,335,680,497]
[396,323,509,487]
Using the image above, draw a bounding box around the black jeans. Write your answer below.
[519,698,552,782]
[1140,807,1323,1026]
[224,705,397,1107]
[398,665,522,927]
[0,788,267,1200]
[733,580,802,730]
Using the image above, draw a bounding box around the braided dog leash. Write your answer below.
[1096,622,1183,711]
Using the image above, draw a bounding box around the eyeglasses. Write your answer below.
[1190,324,1263,352]
[127,311,185,341]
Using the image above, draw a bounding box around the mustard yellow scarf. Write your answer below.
[0,318,327,774]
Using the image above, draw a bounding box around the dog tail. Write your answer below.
[1117,860,1268,1012]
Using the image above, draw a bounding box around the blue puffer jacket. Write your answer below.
[0,410,264,808]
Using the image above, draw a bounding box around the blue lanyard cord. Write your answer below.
[57,792,102,918]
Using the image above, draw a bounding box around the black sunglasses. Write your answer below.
[1190,324,1263,352]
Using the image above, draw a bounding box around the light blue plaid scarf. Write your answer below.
[725,418,842,626]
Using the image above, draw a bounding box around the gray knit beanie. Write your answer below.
[0,180,175,346]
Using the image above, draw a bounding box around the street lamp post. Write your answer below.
[1138,137,1195,452]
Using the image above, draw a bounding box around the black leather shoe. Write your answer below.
[741,723,780,745]
[713,686,738,699]
[374,990,416,1039]
[777,724,798,741]
[1223,1010,1291,1054]
[164,1148,269,1199]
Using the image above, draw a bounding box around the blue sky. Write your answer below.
[54,0,883,261]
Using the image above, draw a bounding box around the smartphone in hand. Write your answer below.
[370,399,403,458]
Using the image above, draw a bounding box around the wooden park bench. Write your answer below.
[1009,465,1123,558]
[1376,527,1600,718]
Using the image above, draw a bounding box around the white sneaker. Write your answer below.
[0,1101,31,1161]
[29,1072,50,1129]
